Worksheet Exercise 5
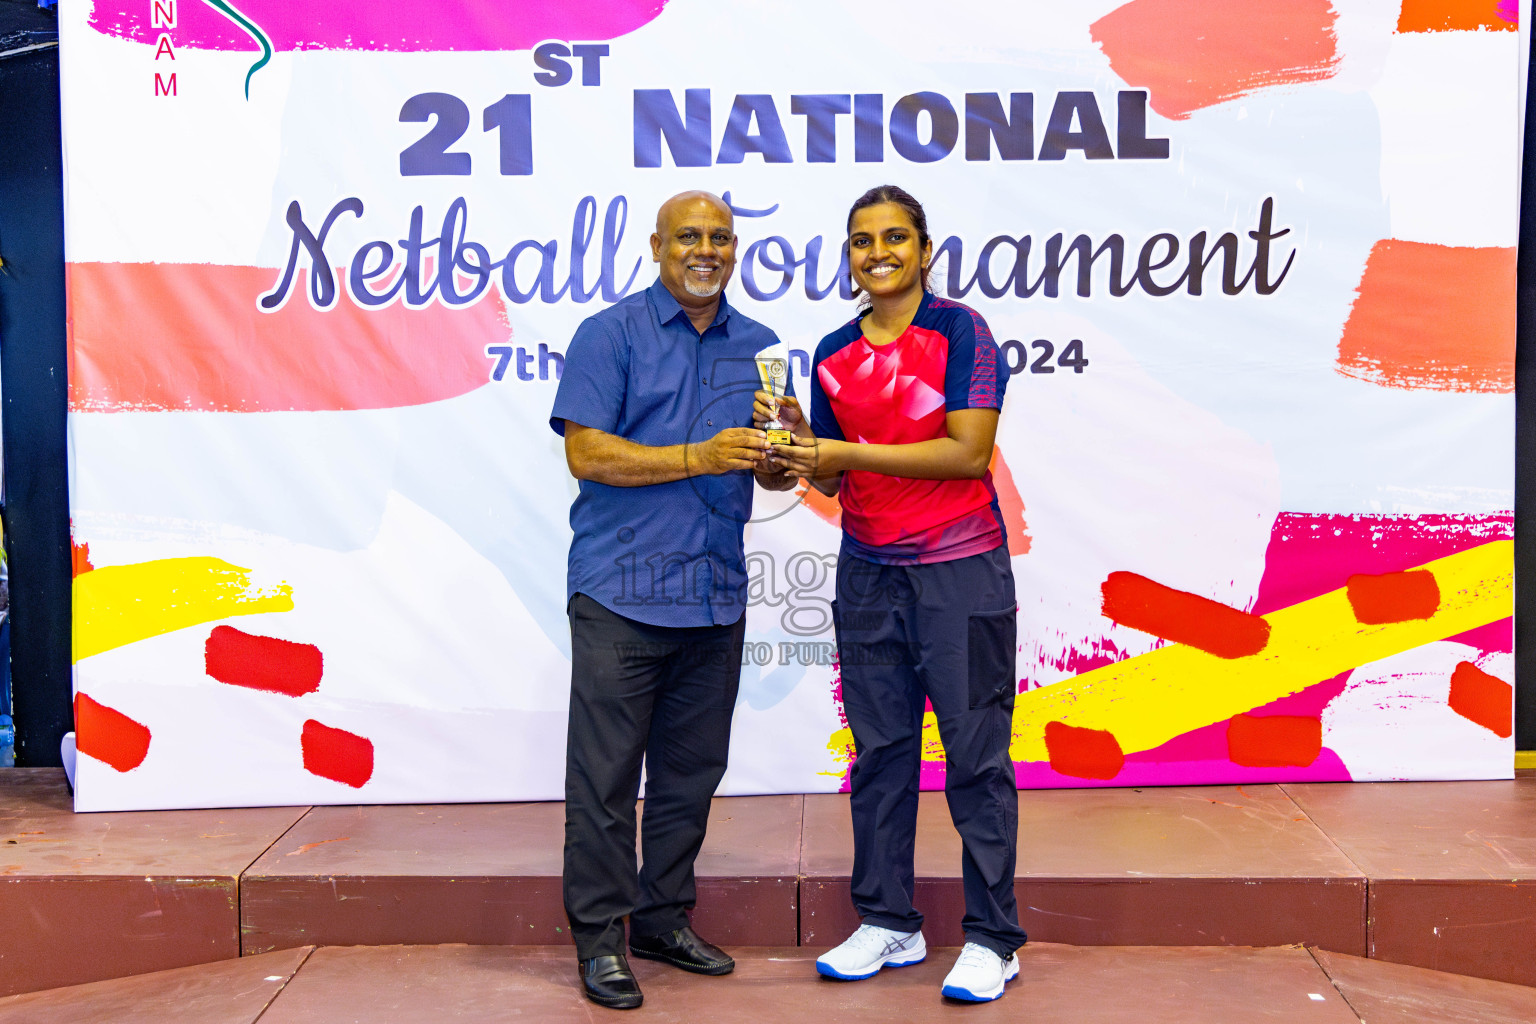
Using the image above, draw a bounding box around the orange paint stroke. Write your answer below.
[796,480,842,528]
[71,539,94,577]
[1346,569,1441,624]
[1091,0,1340,121]
[1337,241,1514,393]
[1226,714,1321,767]
[74,693,151,772]
[988,447,1031,556]
[1448,660,1513,737]
[1102,571,1271,658]
[1398,0,1517,32]
[69,262,506,412]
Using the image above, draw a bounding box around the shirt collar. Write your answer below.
[857,289,936,329]
[649,278,733,334]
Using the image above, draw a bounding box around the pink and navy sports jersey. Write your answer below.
[809,292,1009,565]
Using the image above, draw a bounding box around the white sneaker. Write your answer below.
[815,923,927,980]
[940,942,1019,1002]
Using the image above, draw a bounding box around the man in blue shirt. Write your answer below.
[550,191,794,1010]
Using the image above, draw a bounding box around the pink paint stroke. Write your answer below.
[1014,747,1351,790]
[1253,511,1512,655]
[90,1,670,52]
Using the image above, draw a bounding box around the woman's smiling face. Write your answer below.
[848,201,931,302]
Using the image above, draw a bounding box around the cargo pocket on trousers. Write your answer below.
[967,605,1018,710]
[830,600,844,663]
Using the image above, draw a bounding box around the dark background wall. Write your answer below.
[1516,40,1536,750]
[0,31,71,767]
[0,10,1533,765]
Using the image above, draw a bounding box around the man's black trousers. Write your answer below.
[562,594,744,960]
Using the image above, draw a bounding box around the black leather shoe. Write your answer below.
[579,954,643,1009]
[629,926,735,975]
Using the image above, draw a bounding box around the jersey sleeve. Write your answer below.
[550,315,627,436]
[941,306,1006,412]
[808,333,849,442]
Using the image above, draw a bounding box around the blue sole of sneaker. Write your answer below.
[816,955,926,981]
[941,984,1004,1002]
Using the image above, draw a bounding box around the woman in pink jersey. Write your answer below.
[757,186,1026,1002]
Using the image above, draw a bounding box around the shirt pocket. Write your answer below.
[620,341,699,443]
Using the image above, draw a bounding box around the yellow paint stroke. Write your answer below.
[825,725,856,774]
[73,556,294,662]
[822,541,1512,768]
[827,710,947,769]
[1009,539,1512,762]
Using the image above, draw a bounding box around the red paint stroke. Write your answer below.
[69,263,503,413]
[1345,569,1441,625]
[71,539,94,577]
[1101,571,1270,658]
[204,625,323,697]
[1398,0,1518,31]
[301,720,374,788]
[1226,714,1322,768]
[988,447,1032,556]
[73,693,151,772]
[1091,0,1340,121]
[1338,242,1515,393]
[89,1,671,53]
[1448,661,1513,737]
[1044,721,1125,780]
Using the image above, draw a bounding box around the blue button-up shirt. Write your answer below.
[550,279,787,628]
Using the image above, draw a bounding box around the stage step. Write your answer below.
[0,947,310,1024]
[2,769,1533,997]
[0,769,304,996]
[4,943,1535,1024]
[801,786,1367,953]
[240,794,803,952]
[1287,780,1536,986]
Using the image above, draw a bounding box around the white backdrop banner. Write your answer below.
[62,0,1518,810]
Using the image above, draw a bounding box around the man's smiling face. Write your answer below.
[651,193,738,307]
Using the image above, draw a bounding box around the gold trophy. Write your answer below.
[755,355,793,446]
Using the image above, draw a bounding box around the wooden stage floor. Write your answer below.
[2,768,1533,1004]
[3,944,1534,1024]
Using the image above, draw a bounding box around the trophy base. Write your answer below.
[765,428,793,446]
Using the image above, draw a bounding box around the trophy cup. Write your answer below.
[754,355,793,446]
